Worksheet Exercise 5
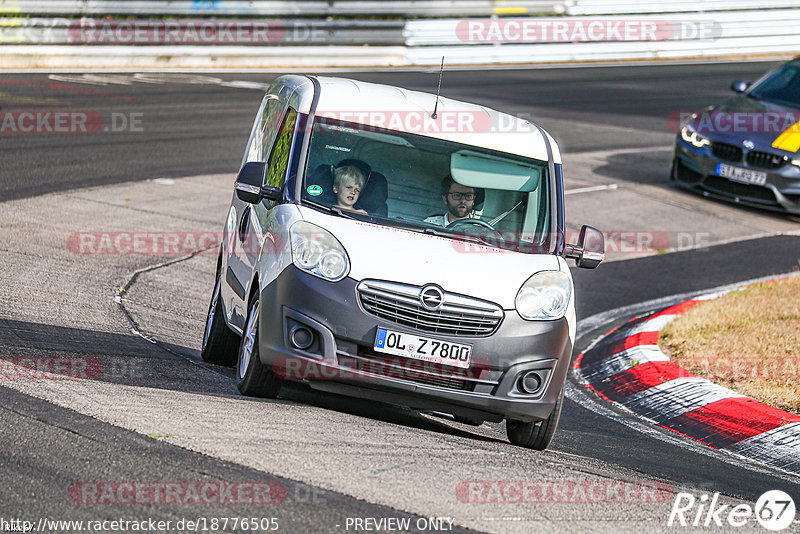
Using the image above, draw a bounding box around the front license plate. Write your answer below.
[373,328,472,369]
[716,163,767,186]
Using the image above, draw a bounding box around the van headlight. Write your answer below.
[515,271,572,320]
[680,124,710,148]
[290,221,350,282]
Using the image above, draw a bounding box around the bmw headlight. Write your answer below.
[680,124,710,148]
[290,221,350,282]
[515,271,572,321]
[792,159,800,169]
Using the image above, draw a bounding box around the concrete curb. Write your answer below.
[573,284,800,475]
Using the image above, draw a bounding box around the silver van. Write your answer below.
[201,75,604,450]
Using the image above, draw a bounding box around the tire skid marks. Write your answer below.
[579,344,668,383]
[621,378,744,424]
[574,288,800,474]
[727,423,800,470]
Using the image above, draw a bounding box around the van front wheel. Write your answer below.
[506,385,564,450]
[236,295,282,398]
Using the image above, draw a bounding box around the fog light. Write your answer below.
[519,371,543,394]
[290,326,314,350]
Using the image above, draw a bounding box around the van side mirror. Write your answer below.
[730,80,751,93]
[565,225,604,269]
[234,162,282,204]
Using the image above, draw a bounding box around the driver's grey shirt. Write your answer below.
[423,214,449,226]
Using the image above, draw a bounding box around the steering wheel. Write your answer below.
[446,218,506,245]
[446,217,495,231]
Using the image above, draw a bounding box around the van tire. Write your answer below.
[505,385,564,450]
[200,273,240,367]
[236,294,282,398]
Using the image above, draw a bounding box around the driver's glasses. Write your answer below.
[447,192,475,201]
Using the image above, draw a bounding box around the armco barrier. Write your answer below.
[5,0,797,16]
[0,0,562,17]
[405,10,800,46]
[404,9,800,65]
[405,37,799,66]
[0,18,406,46]
[563,0,800,15]
[1,1,798,68]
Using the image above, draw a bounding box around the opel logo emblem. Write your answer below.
[743,140,755,149]
[419,285,444,311]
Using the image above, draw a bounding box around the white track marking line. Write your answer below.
[565,184,619,195]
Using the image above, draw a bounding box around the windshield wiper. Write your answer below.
[421,226,499,248]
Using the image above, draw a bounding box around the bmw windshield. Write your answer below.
[300,117,553,254]
[748,62,800,109]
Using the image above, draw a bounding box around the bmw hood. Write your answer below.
[688,96,800,155]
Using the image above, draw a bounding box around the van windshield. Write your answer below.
[301,117,552,254]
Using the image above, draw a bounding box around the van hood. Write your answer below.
[299,207,561,309]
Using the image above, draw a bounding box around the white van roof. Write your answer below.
[289,76,561,164]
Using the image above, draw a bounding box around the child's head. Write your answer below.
[332,166,366,209]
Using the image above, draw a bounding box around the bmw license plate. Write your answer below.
[716,163,767,186]
[373,327,472,369]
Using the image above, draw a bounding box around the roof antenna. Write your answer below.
[431,56,445,120]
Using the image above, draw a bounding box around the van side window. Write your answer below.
[260,98,285,160]
[245,97,283,164]
[264,108,298,188]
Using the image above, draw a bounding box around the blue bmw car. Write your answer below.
[671,58,800,215]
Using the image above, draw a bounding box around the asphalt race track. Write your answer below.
[1,63,799,533]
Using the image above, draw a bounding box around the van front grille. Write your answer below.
[357,280,503,337]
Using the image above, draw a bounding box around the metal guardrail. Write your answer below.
[405,10,800,46]
[404,9,800,65]
[4,0,797,17]
[562,0,800,15]
[406,37,800,66]
[0,18,405,45]
[0,1,562,17]
[0,1,798,68]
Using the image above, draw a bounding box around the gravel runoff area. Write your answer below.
[660,275,800,416]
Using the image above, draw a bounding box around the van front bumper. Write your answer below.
[258,266,572,423]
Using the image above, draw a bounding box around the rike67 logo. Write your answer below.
[668,490,796,531]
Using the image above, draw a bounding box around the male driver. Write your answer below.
[424,175,476,226]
